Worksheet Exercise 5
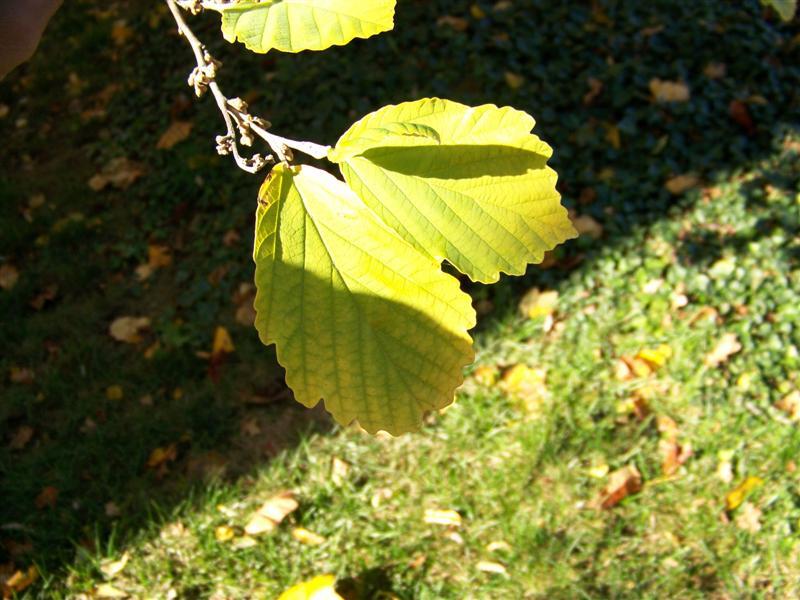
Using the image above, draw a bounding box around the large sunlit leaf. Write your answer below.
[762,0,797,21]
[329,98,577,283]
[215,0,396,54]
[253,164,475,434]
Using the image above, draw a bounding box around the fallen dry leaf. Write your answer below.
[571,214,604,239]
[726,476,763,511]
[95,582,129,598]
[583,77,603,105]
[88,157,145,192]
[592,464,642,509]
[35,486,59,510]
[105,502,122,518]
[423,508,462,527]
[214,525,235,542]
[146,443,177,470]
[100,552,130,579]
[649,78,690,103]
[704,333,742,367]
[109,316,150,344]
[240,417,261,437]
[716,449,735,483]
[470,3,486,19]
[136,245,173,281]
[665,173,701,195]
[0,265,19,290]
[636,344,672,370]
[232,536,258,550]
[616,356,653,380]
[486,540,512,553]
[704,62,727,79]
[734,501,762,533]
[518,288,559,319]
[3,566,38,596]
[28,284,58,311]
[244,514,277,536]
[775,390,800,420]
[244,491,298,536]
[212,326,235,356]
[472,364,499,386]
[500,364,549,415]
[436,15,469,31]
[729,99,755,136]
[106,385,124,401]
[156,121,193,150]
[291,527,326,546]
[476,561,508,576]
[277,574,343,600]
[8,367,34,385]
[331,457,350,486]
[504,71,525,90]
[9,426,34,451]
[111,19,134,46]
[659,438,692,476]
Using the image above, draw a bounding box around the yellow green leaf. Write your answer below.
[330,98,576,283]
[278,574,343,600]
[216,0,396,54]
[726,476,764,511]
[762,0,797,21]
[253,164,475,434]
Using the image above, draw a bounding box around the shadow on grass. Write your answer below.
[0,0,798,591]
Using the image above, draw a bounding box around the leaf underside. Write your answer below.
[253,164,475,435]
[218,0,397,54]
[762,0,797,21]
[330,98,578,283]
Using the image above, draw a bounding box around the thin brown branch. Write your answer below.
[165,0,330,171]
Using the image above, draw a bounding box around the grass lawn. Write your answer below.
[1,0,799,598]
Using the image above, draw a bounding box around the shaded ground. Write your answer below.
[1,0,799,597]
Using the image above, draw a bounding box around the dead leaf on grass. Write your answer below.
[34,486,59,510]
[88,157,145,191]
[331,457,350,486]
[8,367,34,385]
[437,15,469,31]
[571,213,604,239]
[0,265,19,290]
[775,390,800,420]
[244,492,298,536]
[291,527,326,546]
[665,174,701,195]
[29,284,58,310]
[2,566,38,596]
[649,78,690,103]
[500,364,549,416]
[109,316,150,344]
[146,443,178,470]
[423,508,462,527]
[704,333,742,367]
[734,502,762,533]
[214,525,235,542]
[476,561,508,576]
[95,582,129,598]
[100,552,130,579]
[591,464,642,509]
[726,476,763,511]
[518,288,559,319]
[583,77,603,105]
[9,426,34,450]
[156,121,193,150]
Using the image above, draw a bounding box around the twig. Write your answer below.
[165,0,330,171]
